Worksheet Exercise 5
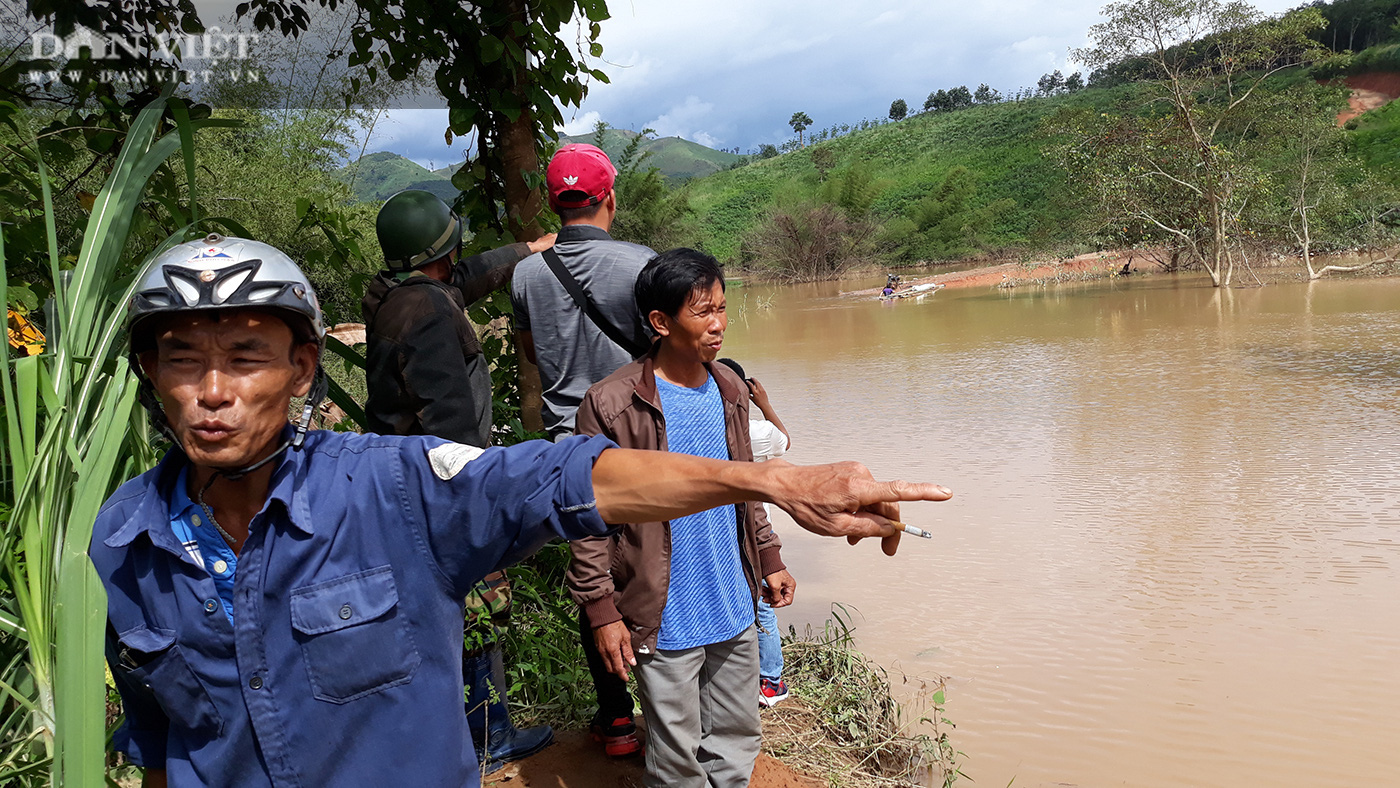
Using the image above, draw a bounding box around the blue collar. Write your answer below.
[167,465,199,522]
[104,424,316,551]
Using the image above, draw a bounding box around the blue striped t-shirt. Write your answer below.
[654,373,752,650]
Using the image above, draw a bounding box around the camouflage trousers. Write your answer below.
[463,569,512,658]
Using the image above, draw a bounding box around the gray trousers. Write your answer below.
[632,625,761,788]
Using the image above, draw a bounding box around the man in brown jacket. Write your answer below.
[569,248,795,788]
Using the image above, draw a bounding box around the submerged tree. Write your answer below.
[1062,0,1329,286]
[1257,86,1397,279]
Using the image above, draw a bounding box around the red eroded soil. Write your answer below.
[484,729,821,788]
[1332,71,1400,125]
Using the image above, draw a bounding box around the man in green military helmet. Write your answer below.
[363,189,555,446]
[363,189,557,771]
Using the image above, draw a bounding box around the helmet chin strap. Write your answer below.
[209,366,329,481]
[137,364,330,482]
[190,368,330,547]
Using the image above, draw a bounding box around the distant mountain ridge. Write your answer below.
[337,129,740,203]
[555,128,740,181]
[335,152,457,204]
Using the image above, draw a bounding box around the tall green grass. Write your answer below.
[0,90,225,786]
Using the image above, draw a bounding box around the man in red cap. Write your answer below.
[511,143,657,757]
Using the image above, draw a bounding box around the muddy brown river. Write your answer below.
[723,272,1400,788]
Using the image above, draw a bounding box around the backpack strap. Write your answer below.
[540,247,650,358]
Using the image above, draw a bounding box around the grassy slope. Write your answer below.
[684,86,1136,264]
[1353,94,1400,181]
[686,63,1400,266]
[337,151,454,202]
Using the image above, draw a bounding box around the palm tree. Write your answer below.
[788,111,813,147]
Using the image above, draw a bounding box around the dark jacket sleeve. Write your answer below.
[401,305,490,447]
[753,499,786,577]
[106,633,170,767]
[450,242,532,305]
[566,389,624,628]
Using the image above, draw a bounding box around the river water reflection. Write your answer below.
[723,273,1400,788]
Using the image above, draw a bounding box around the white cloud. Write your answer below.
[645,95,719,143]
[562,110,603,136]
[1009,35,1053,54]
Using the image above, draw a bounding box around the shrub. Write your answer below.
[742,203,878,281]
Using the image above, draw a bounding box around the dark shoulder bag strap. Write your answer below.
[540,247,650,358]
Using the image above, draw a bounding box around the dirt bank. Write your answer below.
[485,722,822,788]
[849,249,1139,297]
[1334,71,1400,125]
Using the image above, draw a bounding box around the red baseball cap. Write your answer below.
[547,143,617,210]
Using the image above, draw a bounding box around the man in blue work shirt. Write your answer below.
[94,235,953,788]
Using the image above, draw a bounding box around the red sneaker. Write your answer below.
[759,677,789,707]
[590,715,643,758]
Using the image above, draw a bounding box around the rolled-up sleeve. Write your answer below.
[401,433,618,598]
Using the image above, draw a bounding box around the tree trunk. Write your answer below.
[494,0,546,430]
[1299,208,1317,279]
[1309,255,1395,279]
[497,0,545,242]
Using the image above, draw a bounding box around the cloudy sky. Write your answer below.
[343,0,1303,167]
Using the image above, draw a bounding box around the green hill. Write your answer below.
[337,151,456,203]
[682,69,1399,267]
[427,128,741,184]
[557,128,740,181]
[683,87,1126,264]
[340,130,738,206]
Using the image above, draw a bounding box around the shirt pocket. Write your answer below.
[115,625,224,736]
[289,565,421,704]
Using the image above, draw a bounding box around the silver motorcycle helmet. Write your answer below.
[127,234,329,472]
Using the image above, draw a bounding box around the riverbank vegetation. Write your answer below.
[501,549,959,788]
[764,609,961,788]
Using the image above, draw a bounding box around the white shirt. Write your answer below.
[749,418,789,463]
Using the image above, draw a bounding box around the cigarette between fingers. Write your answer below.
[891,521,933,539]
